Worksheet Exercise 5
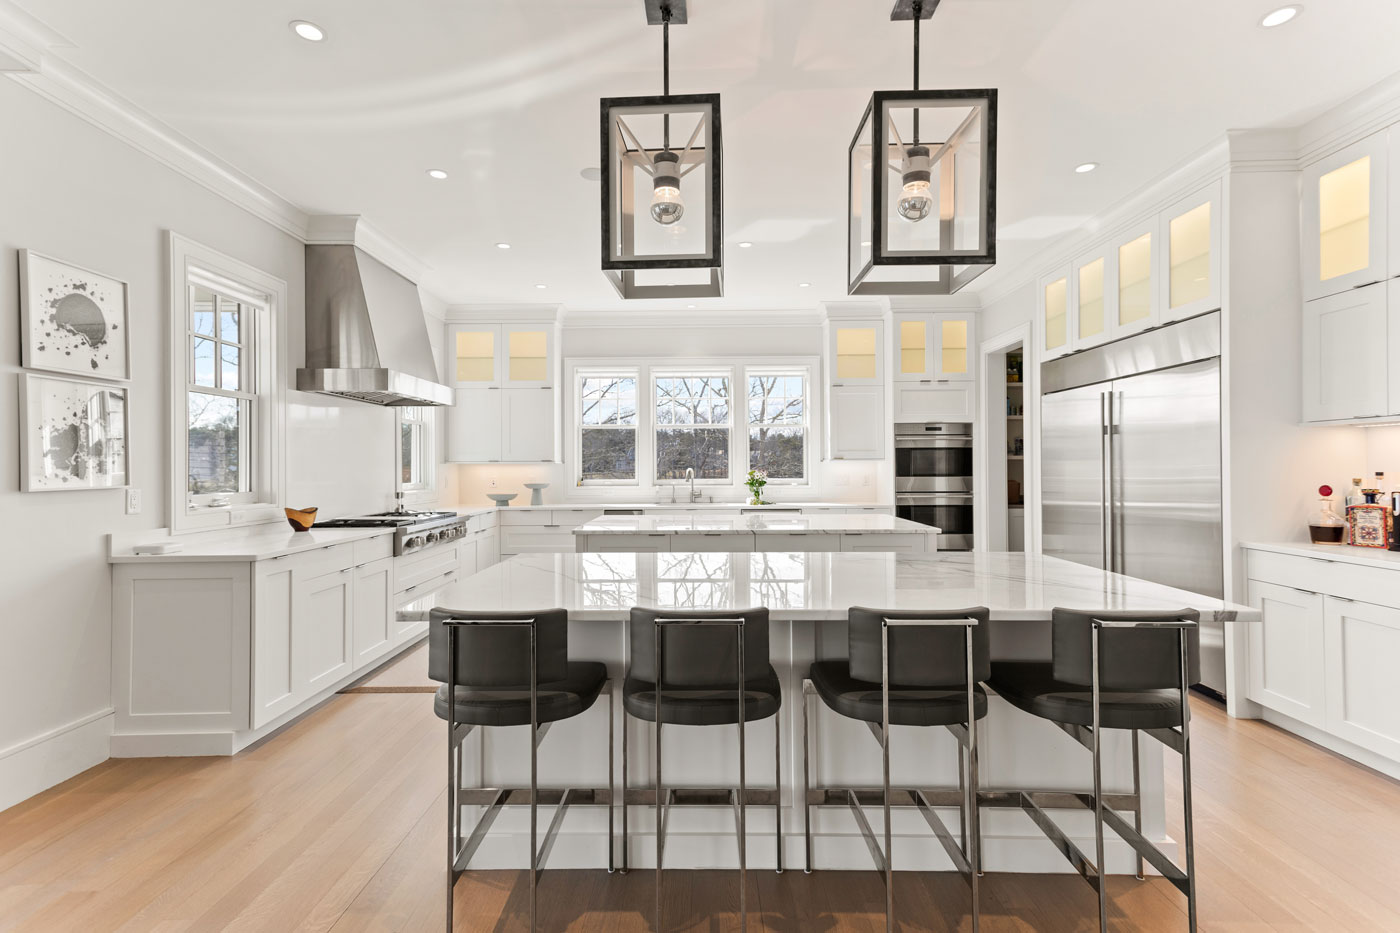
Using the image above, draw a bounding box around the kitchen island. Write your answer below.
[433,551,1255,873]
[573,512,938,553]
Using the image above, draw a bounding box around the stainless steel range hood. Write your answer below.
[296,244,453,406]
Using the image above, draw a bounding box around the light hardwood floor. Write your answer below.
[2,643,1398,932]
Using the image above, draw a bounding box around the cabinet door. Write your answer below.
[446,387,503,462]
[1039,269,1073,359]
[893,315,933,381]
[478,530,499,568]
[1301,282,1387,422]
[1114,221,1158,338]
[1246,580,1326,727]
[449,325,501,387]
[932,313,975,382]
[502,387,556,462]
[1390,124,1400,279]
[296,566,355,695]
[353,557,394,667]
[830,322,883,386]
[1073,249,1115,350]
[252,559,298,728]
[1302,133,1388,301]
[1324,596,1400,761]
[829,384,884,460]
[1392,280,1400,417]
[1159,181,1222,323]
[892,383,973,422]
[502,326,554,388]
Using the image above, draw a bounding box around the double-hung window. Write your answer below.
[399,407,434,496]
[655,372,731,482]
[171,233,286,532]
[579,373,639,483]
[187,285,255,502]
[745,370,807,481]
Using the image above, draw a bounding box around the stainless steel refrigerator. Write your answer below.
[1041,312,1226,695]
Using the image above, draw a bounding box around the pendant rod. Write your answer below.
[662,3,672,150]
[912,0,921,144]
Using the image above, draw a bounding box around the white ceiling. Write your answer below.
[17,0,1400,309]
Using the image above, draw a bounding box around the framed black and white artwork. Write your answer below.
[19,373,130,492]
[19,249,131,381]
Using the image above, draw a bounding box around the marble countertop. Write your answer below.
[1243,541,1400,570]
[452,501,891,512]
[434,551,1257,622]
[573,514,936,535]
[108,526,395,563]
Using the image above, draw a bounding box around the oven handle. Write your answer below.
[896,492,974,501]
[895,437,972,448]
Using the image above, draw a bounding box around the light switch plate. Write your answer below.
[125,488,142,514]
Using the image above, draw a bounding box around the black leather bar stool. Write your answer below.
[801,606,990,933]
[620,606,782,933]
[430,607,613,933]
[986,608,1200,933]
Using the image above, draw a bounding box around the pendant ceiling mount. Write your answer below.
[600,0,723,300]
[847,0,997,296]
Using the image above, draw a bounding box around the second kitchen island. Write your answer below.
[573,512,939,553]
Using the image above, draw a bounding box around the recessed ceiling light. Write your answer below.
[580,167,602,182]
[738,241,753,248]
[290,20,325,42]
[495,242,511,250]
[1074,162,1099,174]
[1259,5,1301,27]
[534,284,547,289]
[426,169,448,180]
[686,304,697,309]
[798,282,811,288]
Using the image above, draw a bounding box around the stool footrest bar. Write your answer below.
[913,789,973,880]
[1018,792,1101,892]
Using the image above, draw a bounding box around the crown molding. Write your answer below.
[1296,69,1400,167]
[561,307,824,329]
[1226,128,1302,174]
[447,303,565,324]
[0,0,68,72]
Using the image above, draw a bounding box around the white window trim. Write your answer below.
[565,356,820,498]
[169,233,287,534]
[397,406,437,504]
[743,365,812,486]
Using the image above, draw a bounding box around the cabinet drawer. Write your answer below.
[396,544,461,593]
[841,533,928,553]
[497,509,555,526]
[1245,548,1400,606]
[754,533,841,553]
[670,533,753,552]
[549,508,605,529]
[268,541,354,577]
[579,533,668,553]
[501,526,574,554]
[892,384,974,422]
[353,534,393,565]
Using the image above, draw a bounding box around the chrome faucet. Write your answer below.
[685,467,701,502]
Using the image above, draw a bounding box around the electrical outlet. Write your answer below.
[489,477,497,488]
[860,474,871,487]
[125,488,142,515]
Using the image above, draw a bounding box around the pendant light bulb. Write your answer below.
[897,145,934,223]
[649,150,685,226]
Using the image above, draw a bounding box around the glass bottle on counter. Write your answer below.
[1347,477,1365,507]
[1310,486,1346,545]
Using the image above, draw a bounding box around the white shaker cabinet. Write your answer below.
[1244,579,1327,729]
[1301,132,1388,302]
[1039,268,1073,360]
[297,565,355,695]
[353,557,395,667]
[828,385,885,460]
[1158,181,1222,323]
[1390,124,1400,278]
[1324,596,1400,761]
[1301,282,1388,422]
[503,387,557,462]
[252,557,299,727]
[447,387,503,462]
[891,312,975,421]
[445,312,561,463]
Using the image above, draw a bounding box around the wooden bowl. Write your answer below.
[285,506,318,532]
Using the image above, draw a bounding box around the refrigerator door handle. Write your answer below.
[1101,391,1112,572]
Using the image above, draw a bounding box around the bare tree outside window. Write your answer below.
[748,373,806,480]
[656,375,730,480]
[581,375,638,481]
[187,287,252,498]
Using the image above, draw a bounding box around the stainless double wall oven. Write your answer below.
[894,422,973,551]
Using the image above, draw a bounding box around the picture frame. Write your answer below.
[1347,503,1392,549]
[19,248,131,381]
[19,372,130,492]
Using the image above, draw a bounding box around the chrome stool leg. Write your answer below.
[1091,624,1108,933]
[802,679,813,873]
[1132,729,1144,881]
[775,708,783,873]
[1179,631,1199,933]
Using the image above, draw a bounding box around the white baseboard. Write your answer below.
[1259,709,1400,780]
[0,709,113,812]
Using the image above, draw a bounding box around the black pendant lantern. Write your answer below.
[848,0,997,296]
[601,0,723,299]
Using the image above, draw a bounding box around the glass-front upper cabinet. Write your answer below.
[503,327,553,388]
[829,321,883,386]
[1159,180,1222,323]
[1040,268,1072,359]
[894,316,929,381]
[1302,132,1388,302]
[1116,221,1157,337]
[932,313,974,382]
[1074,249,1114,347]
[451,325,499,386]
[1390,125,1400,278]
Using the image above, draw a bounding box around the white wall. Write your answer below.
[0,79,449,809]
[452,318,890,506]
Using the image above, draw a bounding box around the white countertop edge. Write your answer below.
[1242,541,1400,569]
[454,501,893,512]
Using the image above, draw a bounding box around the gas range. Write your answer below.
[312,510,469,556]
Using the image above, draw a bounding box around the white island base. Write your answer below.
[573,512,939,554]
[437,551,1254,875]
